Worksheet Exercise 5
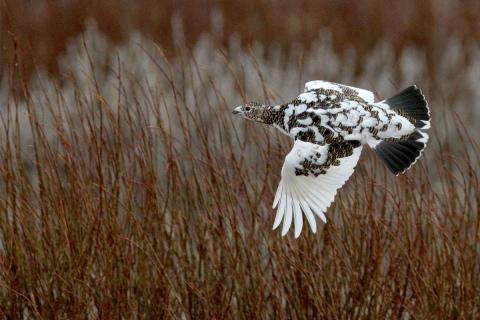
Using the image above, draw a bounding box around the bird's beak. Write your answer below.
[232,106,242,115]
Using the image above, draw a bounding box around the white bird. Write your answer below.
[233,80,430,238]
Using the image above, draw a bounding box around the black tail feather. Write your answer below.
[384,85,430,129]
[375,86,430,175]
[375,131,428,175]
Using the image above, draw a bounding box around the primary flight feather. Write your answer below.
[233,80,431,238]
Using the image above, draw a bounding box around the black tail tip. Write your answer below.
[375,130,429,175]
[385,85,430,129]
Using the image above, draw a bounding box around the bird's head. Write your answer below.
[232,102,268,123]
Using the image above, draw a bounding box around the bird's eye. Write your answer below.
[245,106,251,111]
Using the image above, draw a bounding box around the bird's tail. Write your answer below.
[374,86,431,175]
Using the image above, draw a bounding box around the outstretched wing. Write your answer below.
[304,80,375,103]
[273,140,362,238]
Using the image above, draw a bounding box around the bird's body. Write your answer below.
[233,80,430,238]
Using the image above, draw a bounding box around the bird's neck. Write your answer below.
[261,105,285,126]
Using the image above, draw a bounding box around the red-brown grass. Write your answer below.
[0,29,479,318]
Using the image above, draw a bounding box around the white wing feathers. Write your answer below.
[304,80,375,103]
[273,140,362,238]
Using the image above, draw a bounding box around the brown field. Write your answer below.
[1,1,480,318]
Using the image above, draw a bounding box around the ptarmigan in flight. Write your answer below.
[233,81,430,238]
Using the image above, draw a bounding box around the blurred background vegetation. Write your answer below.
[1,0,479,318]
[2,0,479,76]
